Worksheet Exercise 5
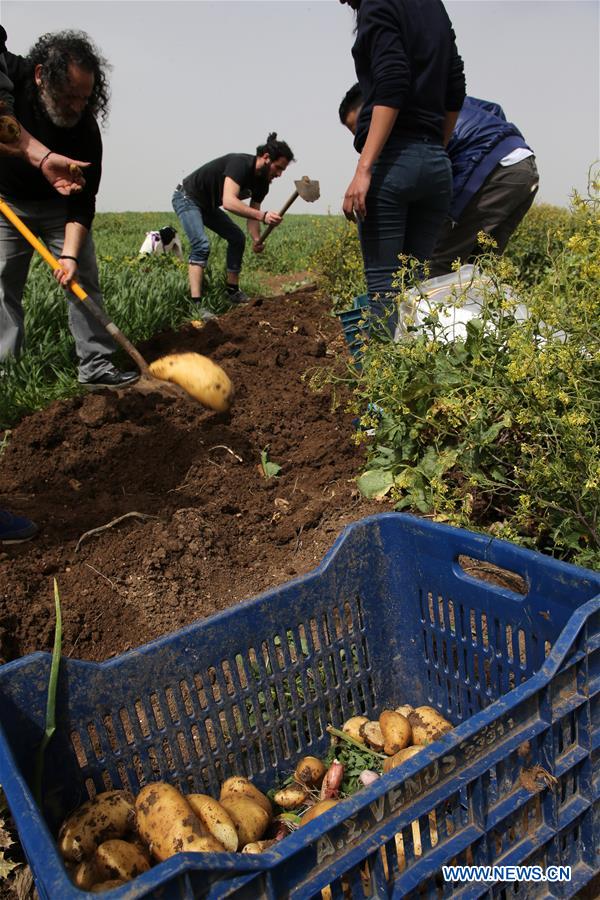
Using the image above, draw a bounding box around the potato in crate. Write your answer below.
[0,512,599,898]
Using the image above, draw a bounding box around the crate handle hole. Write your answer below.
[457,555,528,596]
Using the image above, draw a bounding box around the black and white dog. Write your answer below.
[139,225,183,258]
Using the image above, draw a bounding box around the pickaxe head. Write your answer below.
[294,176,320,203]
[257,175,321,246]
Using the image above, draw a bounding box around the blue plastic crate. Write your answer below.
[337,293,370,363]
[1,512,600,899]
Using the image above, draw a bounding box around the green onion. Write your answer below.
[33,579,62,807]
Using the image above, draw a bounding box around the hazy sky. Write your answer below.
[2,0,599,214]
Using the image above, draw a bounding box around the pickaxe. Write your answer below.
[258,175,320,245]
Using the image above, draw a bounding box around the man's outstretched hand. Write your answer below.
[42,155,90,195]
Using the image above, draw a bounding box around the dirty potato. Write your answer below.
[273,784,309,810]
[219,796,270,848]
[300,799,338,826]
[94,839,151,882]
[187,794,239,852]
[342,716,369,744]
[241,839,277,853]
[135,782,224,862]
[219,776,273,818]
[382,746,424,773]
[395,704,414,719]
[0,115,20,143]
[72,859,101,891]
[148,353,233,412]
[294,756,327,787]
[379,710,412,755]
[408,707,452,745]
[360,721,385,751]
[58,790,136,862]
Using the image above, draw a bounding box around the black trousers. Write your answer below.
[429,156,539,277]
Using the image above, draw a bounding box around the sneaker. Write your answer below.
[79,368,140,391]
[0,509,38,543]
[227,288,249,305]
[192,305,218,322]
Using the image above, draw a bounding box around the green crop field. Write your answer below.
[0,212,342,428]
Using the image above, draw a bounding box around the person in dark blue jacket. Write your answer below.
[340,88,539,278]
[339,0,466,330]
[428,96,539,275]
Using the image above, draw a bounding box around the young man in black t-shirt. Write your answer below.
[172,132,294,314]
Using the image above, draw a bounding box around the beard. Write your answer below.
[38,85,82,129]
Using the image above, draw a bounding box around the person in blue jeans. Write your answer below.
[339,0,466,333]
[172,133,294,318]
[340,88,539,278]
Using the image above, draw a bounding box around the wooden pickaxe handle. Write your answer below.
[258,189,300,245]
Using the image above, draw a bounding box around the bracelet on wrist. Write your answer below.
[39,150,52,171]
[262,211,268,223]
[58,255,78,264]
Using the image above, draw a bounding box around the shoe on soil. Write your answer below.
[0,509,38,543]
[79,368,140,391]
[227,289,249,305]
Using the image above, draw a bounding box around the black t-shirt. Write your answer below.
[182,153,269,211]
[0,51,102,229]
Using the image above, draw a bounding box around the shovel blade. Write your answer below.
[134,373,192,402]
[294,176,320,203]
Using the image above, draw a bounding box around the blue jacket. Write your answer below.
[448,96,532,220]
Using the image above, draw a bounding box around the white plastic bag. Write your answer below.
[393,265,530,343]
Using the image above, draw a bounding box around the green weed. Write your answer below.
[260,446,282,479]
[308,219,366,313]
[347,179,600,567]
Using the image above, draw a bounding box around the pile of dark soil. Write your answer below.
[0,286,382,664]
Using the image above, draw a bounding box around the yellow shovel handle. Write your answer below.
[0,195,150,374]
[0,196,87,301]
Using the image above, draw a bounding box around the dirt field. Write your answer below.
[2,286,598,900]
[0,285,381,665]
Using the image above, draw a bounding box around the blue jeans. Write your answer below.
[358,139,452,333]
[171,188,245,275]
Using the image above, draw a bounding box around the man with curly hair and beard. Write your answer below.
[0,29,138,393]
